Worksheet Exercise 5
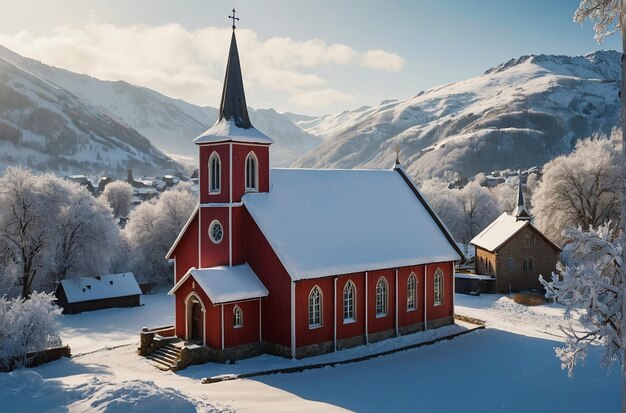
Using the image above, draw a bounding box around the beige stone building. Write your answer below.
[470,178,561,294]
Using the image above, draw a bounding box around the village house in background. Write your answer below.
[55,272,142,314]
[140,19,464,370]
[469,177,561,294]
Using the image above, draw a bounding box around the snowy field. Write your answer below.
[0,292,620,412]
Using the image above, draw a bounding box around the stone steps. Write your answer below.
[146,342,182,370]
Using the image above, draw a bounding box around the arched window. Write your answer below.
[308,286,322,327]
[343,281,356,322]
[508,256,514,272]
[434,268,444,306]
[245,152,259,192]
[208,152,221,194]
[523,257,534,272]
[233,305,243,328]
[407,272,417,311]
[376,277,387,317]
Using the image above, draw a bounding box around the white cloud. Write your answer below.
[361,49,405,72]
[0,23,404,111]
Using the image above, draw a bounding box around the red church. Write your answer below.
[161,22,463,366]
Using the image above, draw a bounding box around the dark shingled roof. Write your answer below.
[217,30,252,129]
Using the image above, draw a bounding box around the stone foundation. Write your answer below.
[367,328,396,344]
[337,335,366,350]
[399,322,424,336]
[427,315,454,329]
[295,340,333,359]
[262,341,291,358]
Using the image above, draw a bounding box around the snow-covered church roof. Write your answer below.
[59,272,142,304]
[168,264,269,304]
[242,168,463,281]
[193,119,273,145]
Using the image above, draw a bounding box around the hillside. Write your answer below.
[0,56,179,176]
[293,51,620,181]
[0,45,321,166]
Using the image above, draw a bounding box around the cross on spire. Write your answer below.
[229,8,239,30]
[394,144,401,165]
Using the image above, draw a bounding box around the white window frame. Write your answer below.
[343,280,356,323]
[308,286,322,328]
[208,151,221,194]
[245,151,259,192]
[407,272,417,311]
[375,277,387,317]
[434,268,444,306]
[233,305,243,328]
[209,219,224,244]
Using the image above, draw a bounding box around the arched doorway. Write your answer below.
[185,293,205,345]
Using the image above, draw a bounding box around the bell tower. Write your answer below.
[193,10,272,268]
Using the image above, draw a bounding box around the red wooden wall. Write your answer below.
[242,208,292,347]
[199,207,229,268]
[223,300,261,348]
[171,212,199,283]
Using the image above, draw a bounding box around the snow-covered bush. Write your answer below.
[124,185,196,285]
[532,132,622,244]
[539,224,623,376]
[0,292,62,369]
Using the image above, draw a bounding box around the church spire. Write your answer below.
[217,11,252,129]
[513,169,531,221]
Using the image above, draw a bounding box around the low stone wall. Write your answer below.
[137,326,176,356]
[1,345,71,372]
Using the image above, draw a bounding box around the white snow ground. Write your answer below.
[0,292,620,412]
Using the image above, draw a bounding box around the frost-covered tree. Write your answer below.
[0,292,62,369]
[124,185,196,285]
[51,180,120,282]
[0,168,121,297]
[532,133,622,244]
[102,181,133,219]
[421,179,500,244]
[456,181,499,243]
[562,4,626,408]
[540,224,622,376]
[0,168,57,299]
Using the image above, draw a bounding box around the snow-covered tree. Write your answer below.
[102,181,133,219]
[532,133,622,243]
[540,224,622,376]
[0,292,62,369]
[51,180,120,282]
[0,168,121,297]
[124,185,196,285]
[0,168,57,299]
[421,178,500,243]
[456,181,499,243]
[571,3,626,409]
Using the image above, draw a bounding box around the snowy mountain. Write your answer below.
[0,55,179,176]
[293,51,620,181]
[0,45,321,166]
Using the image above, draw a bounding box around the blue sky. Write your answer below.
[0,1,619,115]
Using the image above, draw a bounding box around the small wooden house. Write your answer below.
[470,178,560,294]
[55,272,142,314]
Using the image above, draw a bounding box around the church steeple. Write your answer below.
[513,170,531,221]
[217,28,252,129]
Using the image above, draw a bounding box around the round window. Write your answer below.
[209,220,223,244]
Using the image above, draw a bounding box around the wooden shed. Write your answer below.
[55,272,142,314]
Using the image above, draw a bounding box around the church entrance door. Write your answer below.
[190,301,203,342]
